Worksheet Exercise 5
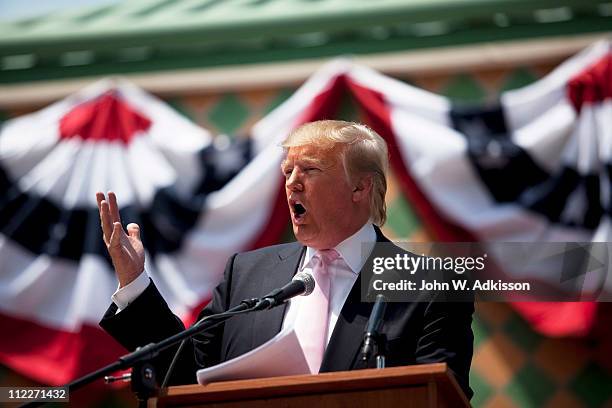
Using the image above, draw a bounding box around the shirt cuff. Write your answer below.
[111,271,150,312]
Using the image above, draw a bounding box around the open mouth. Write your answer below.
[291,201,307,222]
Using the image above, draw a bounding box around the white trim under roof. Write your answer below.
[0,33,609,110]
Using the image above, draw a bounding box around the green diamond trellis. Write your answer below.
[385,194,421,239]
[569,363,612,408]
[472,314,491,350]
[500,67,538,92]
[263,88,296,115]
[503,313,543,352]
[167,99,195,121]
[336,92,360,122]
[207,93,250,135]
[470,369,494,408]
[505,362,557,408]
[440,73,487,104]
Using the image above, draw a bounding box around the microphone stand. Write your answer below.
[363,331,388,369]
[359,294,388,369]
[20,298,261,408]
[375,335,387,369]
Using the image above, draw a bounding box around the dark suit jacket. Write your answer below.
[100,228,474,399]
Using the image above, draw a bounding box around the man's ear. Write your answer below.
[352,175,373,203]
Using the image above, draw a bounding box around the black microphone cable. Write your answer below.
[160,299,259,390]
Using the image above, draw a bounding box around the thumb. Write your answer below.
[127,223,141,240]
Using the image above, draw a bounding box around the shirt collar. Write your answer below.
[302,223,377,275]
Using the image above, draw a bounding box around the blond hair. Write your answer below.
[281,120,389,226]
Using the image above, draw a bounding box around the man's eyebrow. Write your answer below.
[300,158,321,166]
[281,157,331,170]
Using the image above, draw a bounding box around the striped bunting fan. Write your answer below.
[0,41,610,386]
[0,62,348,384]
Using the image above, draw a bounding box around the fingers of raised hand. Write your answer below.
[96,191,124,246]
[97,197,113,245]
[108,192,122,225]
[95,191,105,209]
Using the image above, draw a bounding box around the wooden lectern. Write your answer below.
[156,363,470,407]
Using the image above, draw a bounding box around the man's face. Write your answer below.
[282,144,361,249]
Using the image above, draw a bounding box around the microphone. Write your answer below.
[360,294,387,364]
[254,272,315,310]
[160,276,313,390]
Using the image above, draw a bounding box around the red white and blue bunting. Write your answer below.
[0,42,610,384]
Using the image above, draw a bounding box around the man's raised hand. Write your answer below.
[96,191,145,288]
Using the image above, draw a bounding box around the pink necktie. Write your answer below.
[295,249,339,374]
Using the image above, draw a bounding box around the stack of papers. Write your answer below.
[196,329,310,385]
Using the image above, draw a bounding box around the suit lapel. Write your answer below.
[320,226,390,372]
[319,274,372,372]
[250,244,305,350]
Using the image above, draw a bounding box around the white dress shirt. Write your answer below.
[113,223,377,343]
[281,223,376,345]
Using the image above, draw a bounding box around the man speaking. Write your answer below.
[97,120,474,399]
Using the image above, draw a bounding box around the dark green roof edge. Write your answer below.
[0,0,608,53]
[1,0,610,84]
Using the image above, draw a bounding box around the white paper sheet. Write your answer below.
[196,328,310,385]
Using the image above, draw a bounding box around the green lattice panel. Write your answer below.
[336,91,360,122]
[385,194,420,240]
[207,93,251,136]
[440,73,487,104]
[505,362,557,408]
[503,313,543,352]
[472,313,492,350]
[166,98,196,121]
[569,363,612,408]
[470,370,495,408]
[263,88,296,115]
[500,67,539,92]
